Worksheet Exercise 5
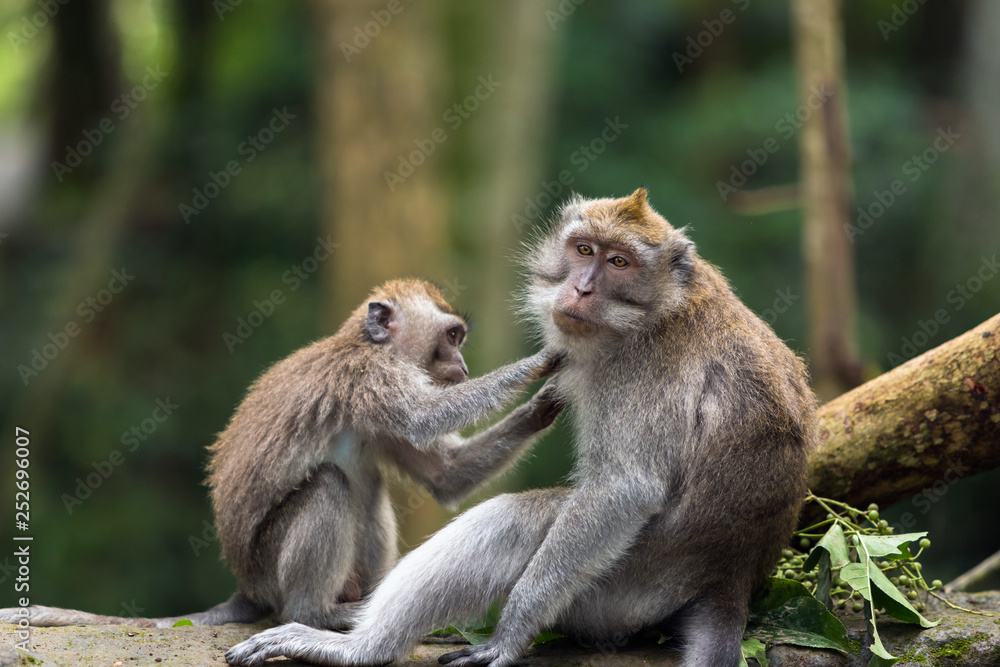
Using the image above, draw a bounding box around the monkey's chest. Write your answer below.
[324,431,379,486]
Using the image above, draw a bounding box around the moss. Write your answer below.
[929,632,989,660]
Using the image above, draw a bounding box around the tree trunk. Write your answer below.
[953,0,1000,265]
[458,0,558,369]
[791,0,862,401]
[808,312,1000,514]
[314,0,450,323]
[313,0,450,547]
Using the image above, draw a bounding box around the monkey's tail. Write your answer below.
[0,591,266,628]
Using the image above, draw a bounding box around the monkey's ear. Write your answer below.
[366,301,395,343]
[670,238,695,282]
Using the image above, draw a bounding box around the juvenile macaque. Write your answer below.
[1,279,559,629]
[225,188,817,667]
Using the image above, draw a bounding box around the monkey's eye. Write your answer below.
[610,256,628,268]
[577,245,594,256]
[447,327,465,346]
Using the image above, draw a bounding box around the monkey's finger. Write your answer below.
[534,400,565,430]
[225,623,318,666]
[438,643,512,666]
[535,350,567,379]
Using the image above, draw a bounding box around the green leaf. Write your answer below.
[430,624,494,645]
[456,627,494,645]
[750,578,813,614]
[532,631,565,645]
[804,523,850,572]
[171,619,194,627]
[430,601,502,645]
[869,564,939,628]
[813,550,832,607]
[840,560,897,660]
[858,532,927,559]
[749,596,850,654]
[870,654,900,667]
[741,637,769,667]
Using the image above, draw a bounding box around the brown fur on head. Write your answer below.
[342,278,469,386]
[522,188,695,348]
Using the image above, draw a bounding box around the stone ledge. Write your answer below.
[2,592,997,666]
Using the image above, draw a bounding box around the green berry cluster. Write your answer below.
[773,497,941,614]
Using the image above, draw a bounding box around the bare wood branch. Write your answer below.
[808,313,1000,513]
[949,548,1000,593]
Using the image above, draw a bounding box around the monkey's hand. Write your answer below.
[438,639,524,667]
[533,349,566,380]
[225,622,360,666]
[529,378,564,430]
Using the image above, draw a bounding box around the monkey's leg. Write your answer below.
[0,591,264,628]
[263,463,361,630]
[353,483,398,600]
[149,590,265,627]
[225,489,568,667]
[674,599,746,667]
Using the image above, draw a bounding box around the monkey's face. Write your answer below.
[524,188,696,350]
[426,317,469,386]
[549,233,644,338]
[388,295,469,387]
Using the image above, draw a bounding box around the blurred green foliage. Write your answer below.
[0,0,997,618]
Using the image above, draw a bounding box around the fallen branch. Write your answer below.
[807,313,1000,515]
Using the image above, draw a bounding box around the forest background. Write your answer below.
[1,0,998,619]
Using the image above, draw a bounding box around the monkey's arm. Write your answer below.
[441,478,663,666]
[391,382,562,505]
[391,350,559,446]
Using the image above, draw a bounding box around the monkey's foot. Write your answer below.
[226,622,372,666]
[438,641,520,667]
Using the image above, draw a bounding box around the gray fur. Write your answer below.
[226,189,817,667]
[0,279,556,630]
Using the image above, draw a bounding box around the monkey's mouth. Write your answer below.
[553,310,597,335]
[433,374,466,387]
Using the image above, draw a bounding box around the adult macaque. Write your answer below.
[1,279,560,630]
[226,188,817,667]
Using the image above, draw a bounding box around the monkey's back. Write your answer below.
[649,261,816,604]
[205,332,406,575]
